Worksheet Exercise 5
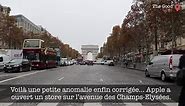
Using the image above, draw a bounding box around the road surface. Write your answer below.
[0,65,181,106]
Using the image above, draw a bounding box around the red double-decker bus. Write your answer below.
[23,39,57,69]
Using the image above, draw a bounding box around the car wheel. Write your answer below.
[19,67,23,72]
[4,70,8,73]
[29,66,32,71]
[145,70,150,77]
[161,72,166,81]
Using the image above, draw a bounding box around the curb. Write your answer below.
[116,64,145,72]
[127,67,145,72]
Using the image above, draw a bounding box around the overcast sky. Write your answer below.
[0,0,133,52]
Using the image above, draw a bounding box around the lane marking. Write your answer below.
[139,80,143,84]
[0,70,47,84]
[0,103,13,106]
[163,103,178,106]
[100,78,103,82]
[37,103,58,106]
[58,77,64,81]
[84,103,102,106]
[124,103,142,106]
[0,74,13,77]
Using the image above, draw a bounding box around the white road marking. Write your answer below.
[0,75,12,77]
[84,103,102,106]
[124,103,142,106]
[163,103,178,106]
[58,77,64,80]
[0,103,13,106]
[139,80,143,84]
[37,103,58,106]
[0,70,47,84]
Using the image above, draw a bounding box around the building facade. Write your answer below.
[14,15,41,34]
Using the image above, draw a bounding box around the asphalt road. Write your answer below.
[0,65,181,106]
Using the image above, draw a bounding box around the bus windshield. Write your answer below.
[23,40,40,48]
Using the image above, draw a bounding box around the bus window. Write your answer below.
[26,53,39,61]
[24,40,40,48]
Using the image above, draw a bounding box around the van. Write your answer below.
[0,54,10,70]
[145,54,182,81]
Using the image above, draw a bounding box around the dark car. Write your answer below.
[4,59,32,73]
[86,60,94,65]
[79,61,86,65]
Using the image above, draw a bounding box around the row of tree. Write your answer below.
[98,0,185,61]
[0,12,80,59]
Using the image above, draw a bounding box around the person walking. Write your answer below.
[178,54,185,106]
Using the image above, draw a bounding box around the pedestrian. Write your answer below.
[178,54,185,106]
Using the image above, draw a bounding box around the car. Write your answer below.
[93,59,103,65]
[86,60,94,65]
[0,54,10,71]
[4,59,32,73]
[145,54,182,81]
[104,60,114,66]
[79,61,86,65]
[101,60,105,65]
[60,60,66,66]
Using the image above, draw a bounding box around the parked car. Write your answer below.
[4,59,32,73]
[79,61,86,65]
[145,54,182,81]
[94,59,103,65]
[60,59,66,66]
[86,60,94,65]
[101,60,106,65]
[104,60,114,66]
[0,54,10,70]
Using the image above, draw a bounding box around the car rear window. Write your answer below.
[173,55,182,66]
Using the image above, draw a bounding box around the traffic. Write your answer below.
[0,39,78,72]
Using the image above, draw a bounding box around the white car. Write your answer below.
[0,54,10,70]
[104,60,114,66]
[145,54,182,81]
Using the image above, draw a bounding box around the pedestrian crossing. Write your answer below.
[0,102,179,106]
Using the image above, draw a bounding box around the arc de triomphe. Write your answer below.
[81,45,99,61]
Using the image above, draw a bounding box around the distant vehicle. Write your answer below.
[4,59,31,73]
[104,60,114,66]
[0,49,23,70]
[60,58,68,66]
[86,60,94,65]
[23,39,57,69]
[94,59,103,65]
[0,54,10,70]
[68,60,74,65]
[145,54,182,81]
[79,61,86,65]
[60,58,66,66]
[101,60,105,65]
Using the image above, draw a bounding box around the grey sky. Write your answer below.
[0,0,133,52]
